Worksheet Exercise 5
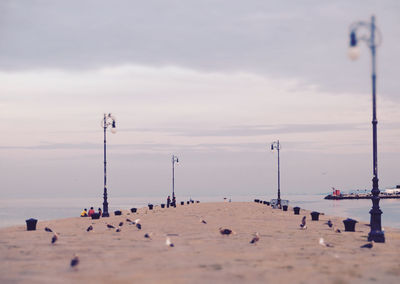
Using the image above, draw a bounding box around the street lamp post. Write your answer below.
[271,140,281,207]
[172,155,179,207]
[102,113,117,217]
[348,15,384,242]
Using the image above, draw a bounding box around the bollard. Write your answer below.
[191,200,194,204]
[259,200,263,203]
[196,201,200,203]
[130,208,137,213]
[266,202,270,206]
[91,213,100,219]
[161,204,165,208]
[181,201,184,205]
[187,201,190,204]
[114,210,122,216]
[263,201,267,204]
[343,218,358,232]
[282,205,288,211]
[293,207,301,215]
[148,204,153,210]
[310,211,320,221]
[26,218,38,231]
[254,199,259,203]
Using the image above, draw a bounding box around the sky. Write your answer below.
[0,0,399,200]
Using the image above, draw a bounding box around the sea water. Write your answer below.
[1,194,399,229]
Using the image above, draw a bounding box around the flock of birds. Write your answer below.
[299,216,374,249]
[41,206,374,270]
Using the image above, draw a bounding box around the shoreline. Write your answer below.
[1,202,400,283]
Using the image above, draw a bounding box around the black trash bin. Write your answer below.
[161,204,165,208]
[130,208,137,213]
[282,205,288,211]
[311,211,320,221]
[148,204,153,210]
[26,218,38,231]
[293,207,301,215]
[91,213,100,219]
[343,218,358,232]
[181,201,184,205]
[114,210,122,216]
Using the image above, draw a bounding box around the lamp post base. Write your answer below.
[368,230,385,243]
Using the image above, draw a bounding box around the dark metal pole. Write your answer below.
[172,155,175,202]
[277,140,281,207]
[102,114,109,217]
[368,15,384,242]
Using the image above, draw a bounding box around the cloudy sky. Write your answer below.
[0,0,399,200]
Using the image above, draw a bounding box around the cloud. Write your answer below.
[0,0,399,99]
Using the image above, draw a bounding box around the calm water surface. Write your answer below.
[1,194,399,229]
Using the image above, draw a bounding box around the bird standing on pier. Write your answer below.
[134,219,142,230]
[219,228,234,235]
[51,233,58,244]
[107,224,115,229]
[166,237,174,247]
[70,255,79,269]
[250,232,260,244]
[360,243,373,249]
[44,227,53,232]
[325,220,333,228]
[319,237,334,247]
[200,219,207,224]
[86,225,93,232]
[119,222,123,227]
[300,216,307,229]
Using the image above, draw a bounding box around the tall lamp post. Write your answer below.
[348,15,384,242]
[172,155,179,207]
[271,140,281,207]
[102,113,117,217]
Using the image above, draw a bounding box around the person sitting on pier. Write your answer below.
[80,208,88,217]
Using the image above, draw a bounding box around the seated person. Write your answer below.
[80,208,88,217]
[88,207,95,217]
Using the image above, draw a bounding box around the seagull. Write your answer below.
[51,233,58,244]
[116,228,121,232]
[250,232,260,244]
[319,237,334,248]
[219,228,234,235]
[200,219,207,224]
[335,228,341,233]
[325,220,333,228]
[119,222,124,227]
[126,218,132,223]
[107,224,115,229]
[70,255,79,268]
[144,233,152,239]
[360,243,373,249]
[165,237,174,247]
[300,216,307,229]
[86,225,93,232]
[134,219,142,230]
[44,227,53,232]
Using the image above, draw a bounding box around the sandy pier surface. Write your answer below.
[1,202,400,284]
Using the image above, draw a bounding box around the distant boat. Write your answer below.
[324,185,400,200]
